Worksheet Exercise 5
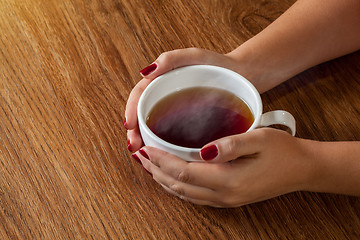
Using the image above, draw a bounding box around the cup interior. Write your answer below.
[137,65,262,152]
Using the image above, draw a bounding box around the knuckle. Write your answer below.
[158,51,171,62]
[223,137,239,154]
[169,183,185,196]
[215,195,237,208]
[253,128,271,142]
[176,167,191,183]
[211,184,241,207]
[158,51,176,70]
[223,179,240,192]
[222,198,236,207]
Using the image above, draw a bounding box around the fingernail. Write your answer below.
[131,153,142,165]
[140,63,157,76]
[200,145,218,161]
[139,149,149,159]
[124,117,128,129]
[142,165,152,176]
[127,140,133,152]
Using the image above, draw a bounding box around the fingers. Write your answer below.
[159,184,223,207]
[125,47,239,142]
[127,126,143,152]
[134,146,235,205]
[124,77,152,130]
[130,128,298,207]
[125,48,211,130]
[140,48,224,80]
[200,129,267,163]
[140,147,232,188]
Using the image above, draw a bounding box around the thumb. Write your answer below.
[139,48,230,80]
[200,130,264,163]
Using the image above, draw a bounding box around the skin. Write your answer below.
[125,0,360,207]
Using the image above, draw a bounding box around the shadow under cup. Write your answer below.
[137,65,265,162]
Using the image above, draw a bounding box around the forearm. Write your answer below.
[229,0,360,93]
[303,140,360,196]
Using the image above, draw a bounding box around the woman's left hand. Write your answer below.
[132,128,315,207]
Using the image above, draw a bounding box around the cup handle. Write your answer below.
[259,110,296,136]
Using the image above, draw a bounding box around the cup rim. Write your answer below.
[137,65,262,152]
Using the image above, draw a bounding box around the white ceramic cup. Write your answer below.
[137,65,296,161]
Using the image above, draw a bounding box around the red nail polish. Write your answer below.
[139,149,149,159]
[127,140,133,152]
[140,63,157,76]
[132,153,142,165]
[124,117,128,129]
[200,145,218,161]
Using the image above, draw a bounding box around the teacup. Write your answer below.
[137,65,295,161]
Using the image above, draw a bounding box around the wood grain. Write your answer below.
[0,0,359,239]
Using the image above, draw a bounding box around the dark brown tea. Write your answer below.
[146,87,254,148]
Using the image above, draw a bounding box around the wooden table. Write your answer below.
[1,0,360,239]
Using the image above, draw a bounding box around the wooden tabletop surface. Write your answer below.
[1,0,360,239]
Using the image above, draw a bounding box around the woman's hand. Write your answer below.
[125,48,250,152]
[132,128,315,207]
[125,0,360,206]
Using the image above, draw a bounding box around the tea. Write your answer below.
[146,87,254,148]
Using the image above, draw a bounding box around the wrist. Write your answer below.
[226,40,291,94]
[294,139,324,192]
[301,141,360,195]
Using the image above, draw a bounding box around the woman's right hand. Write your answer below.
[125,48,250,152]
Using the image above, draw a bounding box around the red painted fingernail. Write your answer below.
[124,117,128,129]
[200,145,218,161]
[142,165,152,176]
[139,149,149,159]
[140,63,157,76]
[131,153,142,165]
[127,140,133,152]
